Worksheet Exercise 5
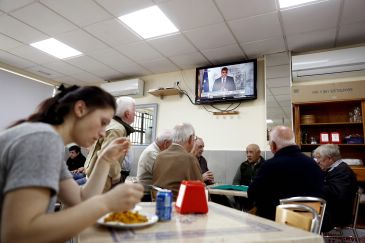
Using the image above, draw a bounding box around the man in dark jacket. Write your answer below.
[248,126,324,220]
[66,145,86,171]
[233,144,265,211]
[313,144,358,232]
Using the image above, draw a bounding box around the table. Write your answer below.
[207,187,248,198]
[76,202,324,243]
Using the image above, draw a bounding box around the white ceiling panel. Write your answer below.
[0,34,23,50]
[54,29,108,53]
[0,15,48,44]
[170,52,209,69]
[241,37,285,58]
[116,42,163,62]
[95,0,154,18]
[110,64,152,78]
[287,28,337,53]
[158,0,223,30]
[56,75,83,85]
[202,44,245,65]
[337,20,365,45]
[65,55,122,78]
[281,0,341,35]
[216,0,277,21]
[11,2,77,36]
[25,65,63,79]
[140,58,179,74]
[0,0,34,12]
[0,50,35,69]
[147,34,196,57]
[341,0,365,25]
[184,23,236,50]
[41,0,112,27]
[85,19,141,46]
[42,60,85,75]
[87,48,136,72]
[228,12,282,43]
[7,45,59,65]
[69,71,105,84]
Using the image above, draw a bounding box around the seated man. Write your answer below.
[248,126,324,220]
[233,144,265,211]
[66,145,87,185]
[191,137,214,185]
[152,123,203,200]
[137,129,173,198]
[313,144,358,232]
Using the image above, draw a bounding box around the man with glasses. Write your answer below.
[313,144,358,232]
[152,123,203,200]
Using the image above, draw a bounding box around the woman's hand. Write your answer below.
[98,137,130,165]
[103,183,144,212]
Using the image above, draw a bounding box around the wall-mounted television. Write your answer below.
[195,59,257,105]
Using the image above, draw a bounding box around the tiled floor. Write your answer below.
[324,228,365,243]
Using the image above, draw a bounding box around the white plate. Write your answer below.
[97,212,158,229]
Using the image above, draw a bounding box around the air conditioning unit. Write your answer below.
[100,79,144,97]
[292,46,365,82]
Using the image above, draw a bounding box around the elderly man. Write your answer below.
[137,129,173,191]
[248,126,324,220]
[313,144,358,232]
[84,96,136,191]
[191,137,214,185]
[233,144,265,211]
[152,123,203,200]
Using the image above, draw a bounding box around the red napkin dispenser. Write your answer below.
[175,180,208,214]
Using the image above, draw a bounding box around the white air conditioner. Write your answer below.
[100,79,144,97]
[292,46,365,81]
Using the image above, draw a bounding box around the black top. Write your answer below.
[248,145,324,220]
[66,153,86,171]
[197,156,214,185]
[321,161,358,232]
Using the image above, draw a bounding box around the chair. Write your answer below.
[275,204,321,233]
[322,187,363,243]
[279,196,326,233]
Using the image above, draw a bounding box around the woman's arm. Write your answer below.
[2,183,143,243]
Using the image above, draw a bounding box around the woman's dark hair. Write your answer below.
[9,85,116,127]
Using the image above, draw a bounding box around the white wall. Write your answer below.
[0,70,54,130]
[134,60,267,151]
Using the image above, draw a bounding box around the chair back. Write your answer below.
[279,196,326,233]
[275,204,321,233]
[351,188,363,228]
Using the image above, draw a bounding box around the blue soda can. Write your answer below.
[156,189,172,221]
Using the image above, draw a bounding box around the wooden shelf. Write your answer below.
[148,88,182,99]
[301,122,363,126]
[300,144,365,146]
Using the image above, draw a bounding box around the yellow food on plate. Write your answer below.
[104,211,148,224]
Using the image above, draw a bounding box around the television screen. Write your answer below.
[195,59,257,104]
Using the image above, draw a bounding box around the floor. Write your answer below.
[324,228,365,243]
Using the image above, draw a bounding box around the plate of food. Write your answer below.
[97,211,158,229]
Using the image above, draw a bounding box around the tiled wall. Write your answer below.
[129,146,274,184]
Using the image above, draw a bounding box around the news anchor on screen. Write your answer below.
[212,67,236,91]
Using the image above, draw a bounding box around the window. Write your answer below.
[129,103,158,145]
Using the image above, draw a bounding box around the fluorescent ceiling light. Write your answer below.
[119,6,178,39]
[266,119,274,124]
[30,38,82,59]
[279,0,324,9]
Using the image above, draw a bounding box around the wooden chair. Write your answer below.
[279,196,326,233]
[275,204,321,233]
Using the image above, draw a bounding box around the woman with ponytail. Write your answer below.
[0,85,143,243]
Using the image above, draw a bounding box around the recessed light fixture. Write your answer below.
[279,0,325,9]
[119,6,178,39]
[30,38,82,59]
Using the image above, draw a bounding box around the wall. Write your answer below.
[0,69,54,130]
[129,60,267,183]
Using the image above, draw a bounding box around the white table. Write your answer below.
[207,187,248,198]
[76,202,324,243]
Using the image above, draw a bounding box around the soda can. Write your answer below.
[155,189,172,221]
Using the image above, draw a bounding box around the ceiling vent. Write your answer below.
[292,46,365,82]
[100,79,144,97]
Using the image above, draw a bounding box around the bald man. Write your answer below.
[248,126,324,220]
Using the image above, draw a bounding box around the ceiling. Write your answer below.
[1,0,365,125]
